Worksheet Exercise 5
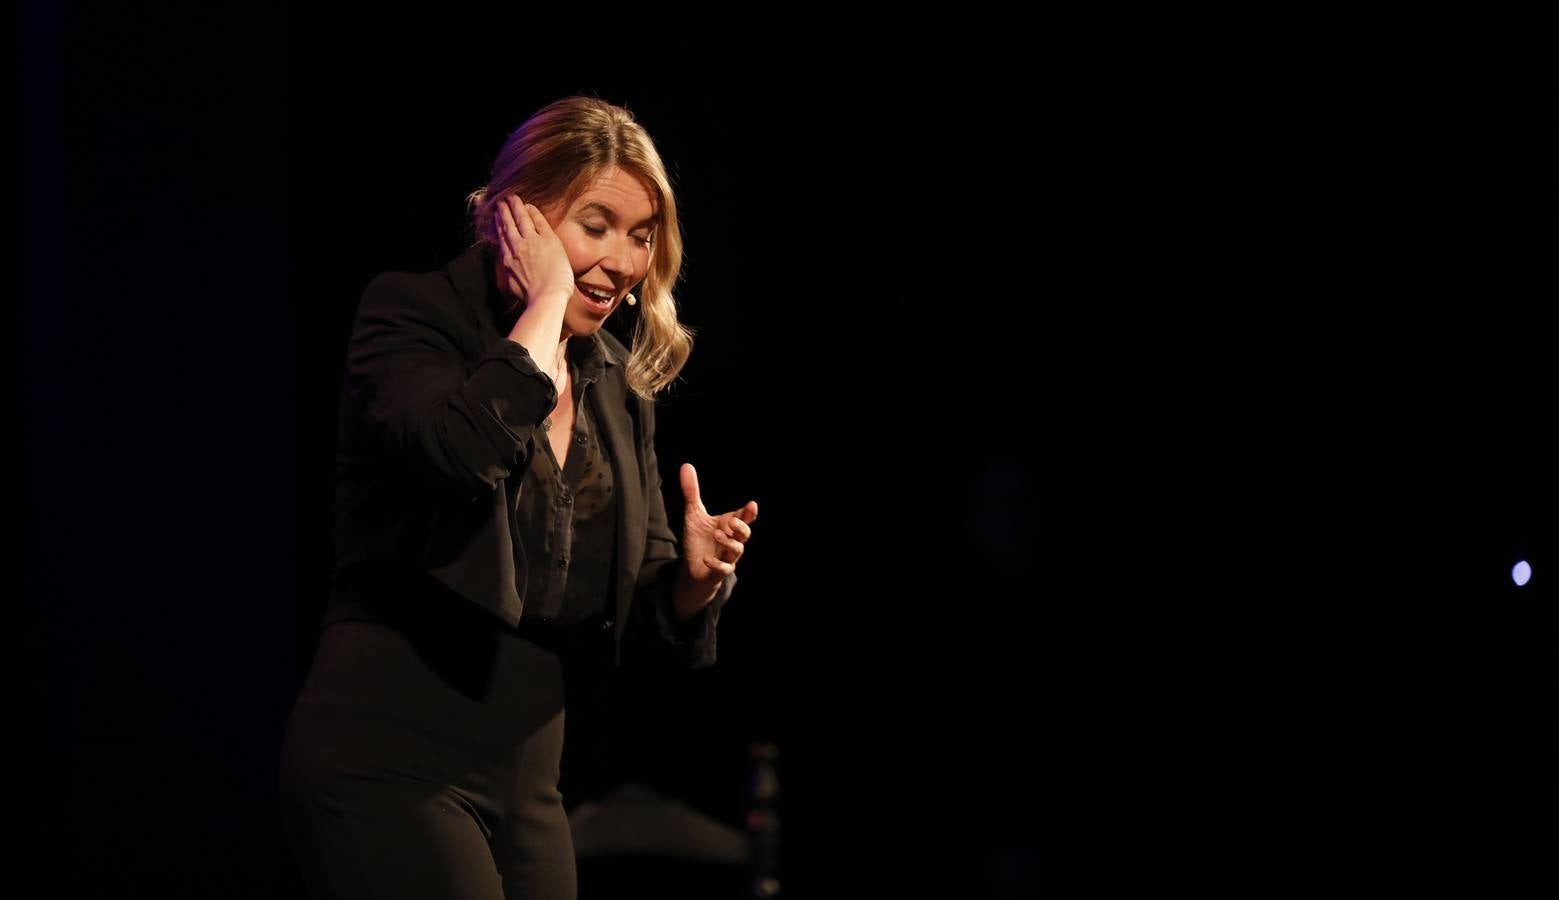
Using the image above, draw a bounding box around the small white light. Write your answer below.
[1511,560,1532,587]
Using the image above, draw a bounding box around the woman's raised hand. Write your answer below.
[495,194,575,310]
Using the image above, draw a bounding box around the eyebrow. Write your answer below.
[579,201,658,230]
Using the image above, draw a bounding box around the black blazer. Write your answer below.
[329,244,729,667]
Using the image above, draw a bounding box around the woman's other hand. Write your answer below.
[672,463,758,620]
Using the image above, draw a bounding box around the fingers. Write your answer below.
[712,529,745,561]
[498,200,519,255]
[507,195,538,237]
[496,203,525,301]
[716,503,757,536]
[526,202,553,233]
[709,510,752,570]
[702,556,736,577]
[497,195,548,250]
[722,516,753,543]
[497,196,559,298]
[680,463,704,510]
[682,465,757,552]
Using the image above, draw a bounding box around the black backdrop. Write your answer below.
[22,7,1550,897]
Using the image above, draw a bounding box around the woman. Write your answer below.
[280,96,757,899]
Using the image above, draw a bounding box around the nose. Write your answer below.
[600,234,639,284]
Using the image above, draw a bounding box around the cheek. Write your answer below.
[559,238,590,274]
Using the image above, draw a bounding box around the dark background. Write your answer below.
[22,6,1550,897]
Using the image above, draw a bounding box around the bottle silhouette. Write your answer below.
[745,741,781,899]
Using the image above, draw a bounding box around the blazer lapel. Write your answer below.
[591,356,646,638]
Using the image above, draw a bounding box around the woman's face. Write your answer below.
[542,165,658,339]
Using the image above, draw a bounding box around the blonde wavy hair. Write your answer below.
[466,96,691,400]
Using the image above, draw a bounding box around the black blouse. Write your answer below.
[514,334,618,629]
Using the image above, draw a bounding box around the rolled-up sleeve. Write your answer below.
[658,570,734,669]
[345,272,558,495]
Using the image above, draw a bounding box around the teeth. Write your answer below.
[580,286,612,302]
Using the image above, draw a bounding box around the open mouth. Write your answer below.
[577,284,614,313]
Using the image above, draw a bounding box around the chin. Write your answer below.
[566,313,609,337]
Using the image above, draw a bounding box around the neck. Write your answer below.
[553,337,570,385]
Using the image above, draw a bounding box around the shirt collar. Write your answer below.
[569,327,610,386]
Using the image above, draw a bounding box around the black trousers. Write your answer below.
[279,599,610,900]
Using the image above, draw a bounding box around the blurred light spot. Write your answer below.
[1511,560,1531,587]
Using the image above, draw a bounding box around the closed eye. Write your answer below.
[583,225,653,247]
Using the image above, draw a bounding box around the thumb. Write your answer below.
[679,463,704,510]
